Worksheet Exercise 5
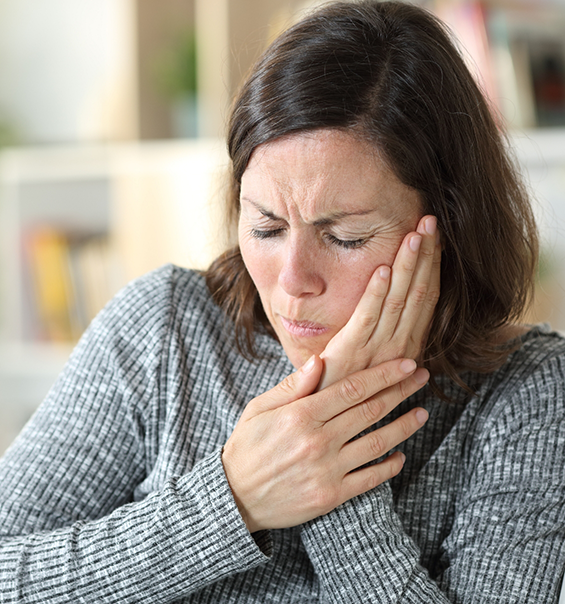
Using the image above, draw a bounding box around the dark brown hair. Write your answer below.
[205,0,539,392]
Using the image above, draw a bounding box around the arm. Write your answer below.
[301,344,565,603]
[0,269,268,603]
[301,483,450,603]
[434,352,565,601]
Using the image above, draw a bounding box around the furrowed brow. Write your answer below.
[312,209,377,227]
[241,197,281,220]
[241,196,378,224]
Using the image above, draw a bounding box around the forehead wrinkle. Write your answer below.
[242,129,422,227]
[241,194,380,227]
[257,165,341,224]
[312,208,378,227]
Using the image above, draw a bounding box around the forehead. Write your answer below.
[241,129,420,219]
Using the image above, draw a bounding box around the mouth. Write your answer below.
[279,316,329,338]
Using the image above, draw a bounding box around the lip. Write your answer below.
[280,316,329,338]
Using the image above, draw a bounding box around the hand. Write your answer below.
[222,356,429,533]
[318,215,441,390]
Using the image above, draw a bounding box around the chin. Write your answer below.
[281,338,327,369]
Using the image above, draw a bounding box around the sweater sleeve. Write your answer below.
[0,268,269,603]
[301,350,565,603]
[301,483,450,603]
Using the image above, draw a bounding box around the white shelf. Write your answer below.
[0,138,230,454]
[0,138,229,342]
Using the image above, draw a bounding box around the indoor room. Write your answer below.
[1,0,565,600]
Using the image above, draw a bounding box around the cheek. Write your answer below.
[320,255,379,327]
[239,233,276,298]
[322,234,406,327]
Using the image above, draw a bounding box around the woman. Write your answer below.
[1,1,564,602]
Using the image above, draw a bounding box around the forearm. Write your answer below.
[301,482,450,603]
[0,449,269,604]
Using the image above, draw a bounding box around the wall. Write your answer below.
[0,0,137,144]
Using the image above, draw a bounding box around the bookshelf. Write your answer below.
[0,139,229,345]
[1,0,565,456]
[0,147,113,343]
[431,0,565,131]
[0,129,564,456]
[0,139,229,454]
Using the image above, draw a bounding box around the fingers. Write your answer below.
[308,358,422,423]
[332,264,391,349]
[339,450,407,503]
[393,216,441,355]
[339,405,428,473]
[378,216,436,339]
[380,233,422,331]
[329,366,429,442]
[338,400,429,501]
[364,215,439,360]
[251,354,324,414]
[405,224,441,357]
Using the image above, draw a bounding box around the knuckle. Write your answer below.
[358,311,377,331]
[363,469,381,492]
[410,284,429,307]
[426,286,441,307]
[399,256,415,272]
[373,362,402,390]
[294,437,314,461]
[279,407,308,434]
[293,430,327,462]
[360,396,387,425]
[339,375,367,404]
[421,244,436,258]
[277,373,297,396]
[367,431,386,458]
[397,415,415,440]
[397,379,415,402]
[384,296,405,315]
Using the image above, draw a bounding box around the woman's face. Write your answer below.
[238,129,422,368]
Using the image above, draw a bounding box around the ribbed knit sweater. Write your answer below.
[1,265,564,603]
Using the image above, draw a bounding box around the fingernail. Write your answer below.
[400,452,406,464]
[425,216,437,236]
[302,355,316,374]
[409,234,422,252]
[416,409,429,425]
[400,359,417,374]
[378,266,390,280]
[414,368,429,384]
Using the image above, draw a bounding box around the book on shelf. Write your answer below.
[22,227,123,343]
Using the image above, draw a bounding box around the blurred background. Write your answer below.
[1,0,565,454]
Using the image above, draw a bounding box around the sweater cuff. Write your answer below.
[179,447,272,568]
[301,483,437,603]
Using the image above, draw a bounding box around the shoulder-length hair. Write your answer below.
[205,0,539,394]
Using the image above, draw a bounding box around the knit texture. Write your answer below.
[1,265,564,602]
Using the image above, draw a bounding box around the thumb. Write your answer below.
[252,354,323,414]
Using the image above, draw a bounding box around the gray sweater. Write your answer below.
[1,265,564,603]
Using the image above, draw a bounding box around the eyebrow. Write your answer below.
[240,197,378,226]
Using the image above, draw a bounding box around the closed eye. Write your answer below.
[250,227,284,240]
[324,233,367,249]
[251,228,368,249]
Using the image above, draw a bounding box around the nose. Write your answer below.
[277,236,325,298]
